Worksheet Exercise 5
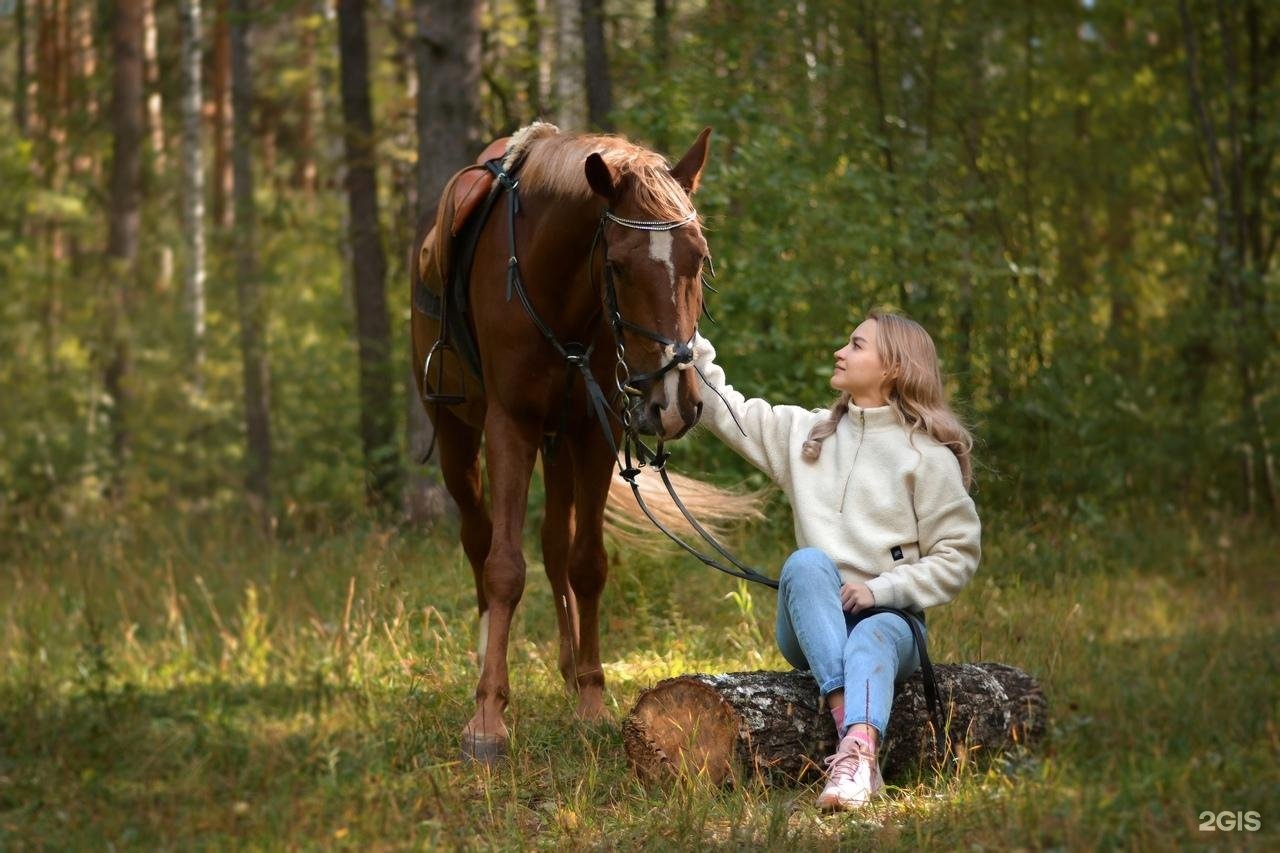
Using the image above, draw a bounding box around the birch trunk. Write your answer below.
[142,0,166,173]
[624,665,1047,787]
[179,0,206,391]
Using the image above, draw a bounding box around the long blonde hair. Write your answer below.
[801,310,974,490]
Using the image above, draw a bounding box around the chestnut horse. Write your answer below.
[411,124,722,761]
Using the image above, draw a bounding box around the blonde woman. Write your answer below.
[691,310,981,810]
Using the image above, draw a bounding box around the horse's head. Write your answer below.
[585,129,713,441]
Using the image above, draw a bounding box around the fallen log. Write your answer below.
[623,664,1046,787]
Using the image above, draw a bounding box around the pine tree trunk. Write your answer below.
[338,0,401,509]
[580,0,612,130]
[230,0,272,518]
[179,0,205,392]
[104,0,145,494]
[624,665,1047,787]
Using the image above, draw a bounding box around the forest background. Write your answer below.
[0,0,1276,848]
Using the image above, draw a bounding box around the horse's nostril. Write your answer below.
[649,402,663,426]
[694,401,703,421]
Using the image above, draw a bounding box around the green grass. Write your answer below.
[1,503,1276,849]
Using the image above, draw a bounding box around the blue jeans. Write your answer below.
[775,547,924,735]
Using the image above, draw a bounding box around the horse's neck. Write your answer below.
[521,193,603,317]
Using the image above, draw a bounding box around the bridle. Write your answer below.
[483,154,783,589]
[591,208,699,409]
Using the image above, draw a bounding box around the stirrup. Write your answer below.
[422,339,467,405]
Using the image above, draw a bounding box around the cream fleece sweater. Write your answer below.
[692,334,981,613]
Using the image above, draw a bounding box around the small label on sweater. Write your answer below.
[890,545,904,561]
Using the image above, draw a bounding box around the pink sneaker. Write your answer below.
[816,732,884,810]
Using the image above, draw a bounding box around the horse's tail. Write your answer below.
[603,470,769,553]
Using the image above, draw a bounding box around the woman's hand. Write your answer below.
[840,582,876,614]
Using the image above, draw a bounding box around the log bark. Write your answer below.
[624,664,1046,787]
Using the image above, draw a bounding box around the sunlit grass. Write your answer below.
[0,505,1276,848]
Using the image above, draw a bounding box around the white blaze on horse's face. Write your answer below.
[648,230,677,306]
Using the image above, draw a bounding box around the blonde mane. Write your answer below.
[510,123,697,221]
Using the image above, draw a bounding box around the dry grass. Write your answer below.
[0,503,1276,849]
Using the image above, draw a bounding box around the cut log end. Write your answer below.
[623,678,741,785]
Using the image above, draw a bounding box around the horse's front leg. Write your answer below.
[566,430,619,722]
[541,443,580,692]
[462,406,540,763]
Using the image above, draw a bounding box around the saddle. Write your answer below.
[413,137,513,385]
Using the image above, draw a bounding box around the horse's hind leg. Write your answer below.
[432,407,493,658]
[541,445,580,692]
[463,408,540,762]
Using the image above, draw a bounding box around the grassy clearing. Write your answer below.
[0,504,1276,849]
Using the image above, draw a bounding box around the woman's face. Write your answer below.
[831,318,888,403]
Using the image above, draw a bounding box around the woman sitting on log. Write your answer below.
[691,310,981,810]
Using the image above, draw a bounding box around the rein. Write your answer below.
[482,158,948,759]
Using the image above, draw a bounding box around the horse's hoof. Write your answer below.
[460,732,508,765]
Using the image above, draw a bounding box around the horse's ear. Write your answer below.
[669,127,712,195]
[584,153,617,202]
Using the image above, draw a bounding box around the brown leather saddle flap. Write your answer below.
[449,136,510,236]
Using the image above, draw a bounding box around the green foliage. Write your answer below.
[1,0,1277,520]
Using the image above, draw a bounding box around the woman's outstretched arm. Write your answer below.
[692,333,814,483]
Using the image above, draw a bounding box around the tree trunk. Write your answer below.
[552,0,585,129]
[413,0,483,208]
[293,2,320,196]
[211,0,232,227]
[580,0,613,130]
[339,0,401,509]
[142,0,166,173]
[650,0,670,151]
[104,0,145,494]
[230,0,272,517]
[16,0,29,136]
[624,665,1047,787]
[180,0,206,392]
[409,0,484,520]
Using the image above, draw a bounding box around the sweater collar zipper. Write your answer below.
[838,408,866,514]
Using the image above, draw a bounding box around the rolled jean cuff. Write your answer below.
[818,675,844,697]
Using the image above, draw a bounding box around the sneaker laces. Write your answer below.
[823,737,873,784]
